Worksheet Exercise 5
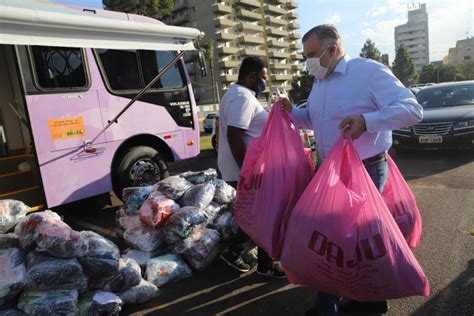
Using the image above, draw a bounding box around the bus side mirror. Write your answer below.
[198,49,208,77]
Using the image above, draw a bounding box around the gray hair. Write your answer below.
[302,24,342,48]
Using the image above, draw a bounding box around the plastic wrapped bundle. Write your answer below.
[0,248,26,303]
[26,251,87,291]
[123,225,166,252]
[119,279,159,305]
[77,291,122,316]
[0,233,20,249]
[115,208,142,240]
[139,192,180,227]
[208,211,237,240]
[0,302,24,316]
[122,249,152,272]
[79,231,120,278]
[164,206,208,244]
[155,176,193,200]
[146,254,192,287]
[180,169,218,184]
[203,202,226,223]
[122,185,155,215]
[18,289,78,316]
[0,199,29,233]
[95,258,141,293]
[14,210,61,250]
[186,245,222,272]
[213,180,236,204]
[175,227,221,261]
[180,181,216,209]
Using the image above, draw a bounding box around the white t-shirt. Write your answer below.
[217,84,268,182]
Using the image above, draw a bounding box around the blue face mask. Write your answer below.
[254,77,267,96]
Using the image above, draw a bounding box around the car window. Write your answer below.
[206,114,216,119]
[416,84,474,108]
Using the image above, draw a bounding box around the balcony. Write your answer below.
[291,53,304,60]
[268,51,291,59]
[264,4,287,15]
[237,22,262,32]
[290,43,302,50]
[240,48,266,57]
[236,0,260,8]
[239,35,265,45]
[286,1,298,9]
[267,0,286,3]
[266,27,289,37]
[173,0,189,11]
[216,32,238,41]
[288,21,300,30]
[270,74,293,81]
[292,64,304,71]
[265,16,287,26]
[268,39,290,48]
[173,12,191,25]
[236,8,262,21]
[215,17,235,28]
[219,60,241,68]
[289,32,301,40]
[286,11,299,20]
[270,63,292,70]
[292,74,300,80]
[221,74,238,82]
[213,3,232,14]
[217,46,240,55]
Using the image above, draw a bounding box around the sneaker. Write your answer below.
[339,300,388,314]
[220,248,250,273]
[256,261,286,279]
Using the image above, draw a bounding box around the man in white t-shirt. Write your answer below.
[217,57,285,278]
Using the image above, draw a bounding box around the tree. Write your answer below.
[458,61,474,80]
[103,0,174,20]
[199,38,219,104]
[419,64,436,83]
[289,70,314,104]
[392,44,418,86]
[359,39,382,62]
[438,64,464,82]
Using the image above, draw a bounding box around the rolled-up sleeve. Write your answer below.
[363,65,423,133]
[292,106,313,130]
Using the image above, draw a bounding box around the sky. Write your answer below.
[54,0,474,63]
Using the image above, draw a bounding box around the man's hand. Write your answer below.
[339,115,367,140]
[279,97,292,113]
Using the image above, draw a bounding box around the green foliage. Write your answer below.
[289,70,314,104]
[360,39,382,62]
[392,44,419,86]
[103,0,174,20]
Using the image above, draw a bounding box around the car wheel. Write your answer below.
[112,146,169,200]
[204,128,212,134]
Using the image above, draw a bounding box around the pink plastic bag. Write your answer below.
[234,103,314,258]
[281,135,429,301]
[382,155,422,248]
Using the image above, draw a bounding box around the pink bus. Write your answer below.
[0,1,206,209]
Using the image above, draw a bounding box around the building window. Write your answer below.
[29,46,88,90]
[465,56,471,60]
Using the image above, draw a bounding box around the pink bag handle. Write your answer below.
[260,101,301,141]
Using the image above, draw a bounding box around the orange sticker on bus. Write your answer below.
[48,116,86,141]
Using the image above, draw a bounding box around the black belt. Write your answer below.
[362,152,387,166]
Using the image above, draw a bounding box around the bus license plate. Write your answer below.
[419,135,443,143]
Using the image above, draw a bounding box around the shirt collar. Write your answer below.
[332,54,350,76]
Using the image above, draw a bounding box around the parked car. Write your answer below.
[393,81,474,150]
[203,112,217,133]
[297,102,316,151]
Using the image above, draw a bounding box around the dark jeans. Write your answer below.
[226,182,273,268]
[312,156,389,316]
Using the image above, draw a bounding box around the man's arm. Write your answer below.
[227,126,247,168]
[280,98,313,130]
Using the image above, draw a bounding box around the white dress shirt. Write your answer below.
[292,54,423,161]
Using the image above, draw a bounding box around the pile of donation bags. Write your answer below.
[234,102,429,301]
[0,168,238,315]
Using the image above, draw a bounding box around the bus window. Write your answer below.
[95,49,142,91]
[139,50,184,90]
[29,46,88,90]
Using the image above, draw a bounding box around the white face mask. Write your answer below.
[306,48,333,79]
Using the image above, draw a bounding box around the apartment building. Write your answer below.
[443,37,474,65]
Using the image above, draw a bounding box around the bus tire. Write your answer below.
[112,146,169,200]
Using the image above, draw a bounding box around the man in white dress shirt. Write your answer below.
[281,24,423,316]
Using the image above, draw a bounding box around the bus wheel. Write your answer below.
[113,146,169,200]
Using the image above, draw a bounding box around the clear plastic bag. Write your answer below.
[164,206,208,244]
[186,245,222,272]
[77,291,123,316]
[115,208,142,240]
[180,181,216,209]
[203,202,225,223]
[208,211,237,240]
[122,185,155,216]
[95,258,141,293]
[213,180,236,204]
[14,210,61,250]
[121,249,151,272]
[145,254,192,287]
[0,233,20,249]
[139,192,180,227]
[155,176,193,200]
[119,279,159,305]
[0,199,29,233]
[18,289,78,316]
[179,168,218,185]
[79,231,120,278]
[174,226,221,261]
[25,251,87,291]
[123,225,166,252]
[0,248,26,303]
